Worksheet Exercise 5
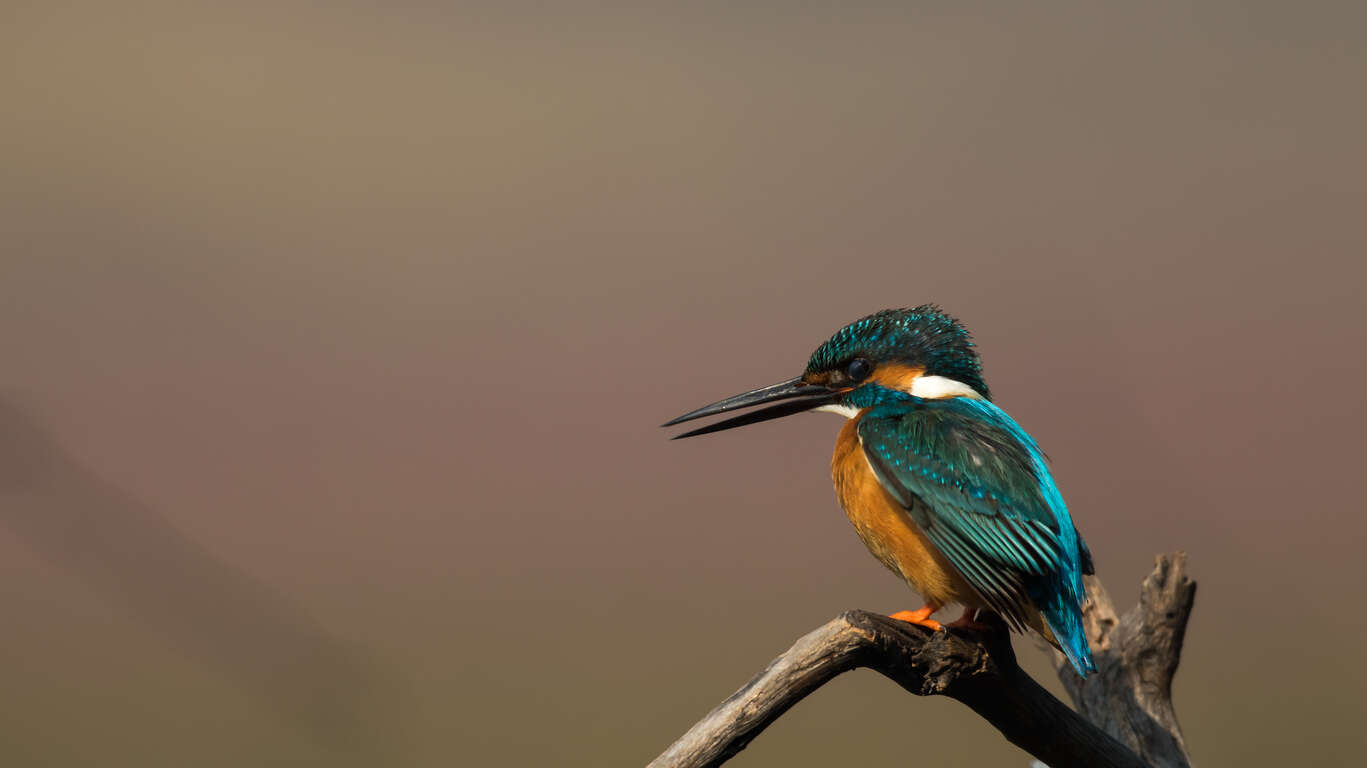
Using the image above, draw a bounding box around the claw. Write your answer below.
[946,606,993,632]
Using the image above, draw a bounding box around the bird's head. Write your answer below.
[664,305,989,438]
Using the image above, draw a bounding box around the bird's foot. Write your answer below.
[946,607,994,633]
[889,604,943,631]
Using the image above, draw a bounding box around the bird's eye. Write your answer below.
[846,358,872,382]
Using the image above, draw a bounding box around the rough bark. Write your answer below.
[1050,553,1196,768]
[650,554,1194,768]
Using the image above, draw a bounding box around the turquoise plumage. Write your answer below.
[851,386,1096,675]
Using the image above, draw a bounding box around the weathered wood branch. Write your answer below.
[1050,553,1196,767]
[650,554,1194,768]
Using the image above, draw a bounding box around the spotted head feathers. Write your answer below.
[804,305,990,400]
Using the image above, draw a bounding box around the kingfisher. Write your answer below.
[663,306,1096,676]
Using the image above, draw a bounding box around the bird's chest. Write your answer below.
[830,417,967,604]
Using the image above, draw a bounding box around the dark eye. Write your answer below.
[846,358,872,381]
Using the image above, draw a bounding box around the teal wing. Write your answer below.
[856,398,1070,631]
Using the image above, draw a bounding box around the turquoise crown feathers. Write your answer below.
[804,305,990,400]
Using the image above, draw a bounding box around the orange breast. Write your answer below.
[831,415,976,608]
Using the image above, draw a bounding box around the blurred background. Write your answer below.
[4,1,1366,765]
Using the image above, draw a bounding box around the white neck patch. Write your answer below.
[909,375,982,399]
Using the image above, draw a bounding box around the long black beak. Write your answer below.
[662,376,843,439]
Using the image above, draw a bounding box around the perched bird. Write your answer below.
[663,306,1096,675]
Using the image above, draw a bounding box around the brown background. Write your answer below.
[4,2,1366,765]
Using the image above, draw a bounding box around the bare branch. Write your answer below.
[651,554,1195,768]
[650,611,1147,768]
[1052,552,1196,768]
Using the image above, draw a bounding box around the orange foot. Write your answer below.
[889,603,943,631]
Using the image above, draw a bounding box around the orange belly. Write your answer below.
[831,415,976,608]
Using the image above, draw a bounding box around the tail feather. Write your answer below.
[1078,536,1096,575]
[1031,576,1095,676]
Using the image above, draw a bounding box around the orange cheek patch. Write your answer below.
[803,371,835,387]
[869,363,924,392]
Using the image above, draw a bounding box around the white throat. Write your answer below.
[813,403,861,419]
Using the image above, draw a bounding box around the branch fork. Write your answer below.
[651,553,1195,768]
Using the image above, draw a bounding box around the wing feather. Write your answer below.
[857,401,1067,629]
